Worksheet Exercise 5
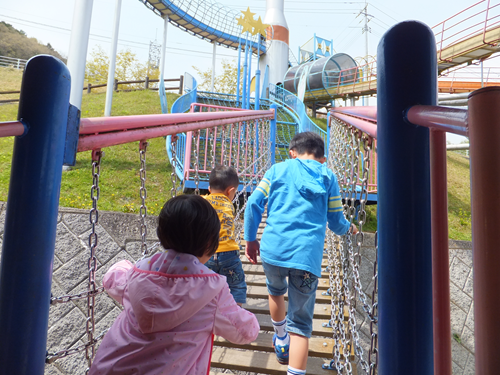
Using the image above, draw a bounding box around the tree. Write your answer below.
[192,59,242,95]
[85,46,158,89]
[0,21,65,62]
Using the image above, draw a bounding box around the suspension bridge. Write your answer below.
[0,1,500,375]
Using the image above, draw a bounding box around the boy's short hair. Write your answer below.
[209,165,239,191]
[157,195,220,257]
[289,131,325,159]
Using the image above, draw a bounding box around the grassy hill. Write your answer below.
[0,21,66,62]
[0,67,472,240]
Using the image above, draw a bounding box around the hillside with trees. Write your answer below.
[0,21,66,62]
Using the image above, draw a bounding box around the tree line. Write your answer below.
[0,21,66,62]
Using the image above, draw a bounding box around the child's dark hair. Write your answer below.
[156,195,220,257]
[289,131,325,159]
[209,165,239,191]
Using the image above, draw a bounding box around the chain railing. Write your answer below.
[324,115,379,374]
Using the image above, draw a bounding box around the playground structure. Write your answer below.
[1,1,500,375]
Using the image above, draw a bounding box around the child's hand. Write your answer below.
[245,240,260,264]
[351,224,358,235]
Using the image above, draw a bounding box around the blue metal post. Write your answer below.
[377,21,436,374]
[242,36,248,109]
[236,38,242,106]
[314,33,317,60]
[0,55,71,374]
[270,104,277,165]
[255,36,261,111]
[326,112,331,158]
[247,39,253,109]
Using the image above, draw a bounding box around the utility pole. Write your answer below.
[357,1,373,105]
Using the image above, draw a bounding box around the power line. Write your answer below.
[0,14,239,59]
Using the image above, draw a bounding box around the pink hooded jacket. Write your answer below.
[89,250,259,375]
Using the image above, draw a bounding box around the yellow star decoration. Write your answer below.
[241,7,256,20]
[237,16,253,34]
[252,16,269,37]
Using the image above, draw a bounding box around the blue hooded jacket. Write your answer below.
[244,158,350,277]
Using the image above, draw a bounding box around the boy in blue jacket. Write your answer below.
[244,132,357,375]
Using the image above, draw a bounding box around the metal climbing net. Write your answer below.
[323,115,379,374]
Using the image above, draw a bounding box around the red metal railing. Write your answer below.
[182,103,274,184]
[432,0,500,62]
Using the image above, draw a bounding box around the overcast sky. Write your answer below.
[0,0,489,143]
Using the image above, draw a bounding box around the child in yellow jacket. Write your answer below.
[204,165,246,306]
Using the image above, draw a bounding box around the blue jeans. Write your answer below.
[205,250,247,304]
[262,261,319,338]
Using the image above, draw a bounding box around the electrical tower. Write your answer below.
[147,41,161,77]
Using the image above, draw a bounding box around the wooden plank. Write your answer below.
[213,331,353,358]
[243,298,348,320]
[210,346,338,375]
[255,314,340,337]
[247,285,332,304]
[245,273,330,291]
[242,262,338,279]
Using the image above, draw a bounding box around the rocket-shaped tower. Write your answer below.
[260,0,289,86]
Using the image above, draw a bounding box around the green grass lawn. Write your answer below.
[0,90,180,215]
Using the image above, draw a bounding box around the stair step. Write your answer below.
[255,314,341,337]
[247,285,334,304]
[245,273,331,291]
[213,331,353,358]
[243,298,348,320]
[242,263,341,279]
[210,346,340,375]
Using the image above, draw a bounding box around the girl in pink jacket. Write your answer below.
[89,195,259,375]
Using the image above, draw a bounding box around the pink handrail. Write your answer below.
[405,105,468,136]
[79,109,272,135]
[78,111,273,152]
[0,121,25,138]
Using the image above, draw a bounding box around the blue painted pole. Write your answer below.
[247,38,253,110]
[242,36,248,109]
[326,111,331,158]
[0,55,71,374]
[270,104,277,165]
[255,36,261,111]
[377,21,436,374]
[236,37,242,107]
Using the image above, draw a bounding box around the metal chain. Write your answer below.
[327,119,381,374]
[368,232,379,375]
[351,136,377,321]
[86,149,102,372]
[46,329,108,364]
[139,141,149,257]
[193,130,200,195]
[221,124,227,166]
[50,286,105,305]
[170,135,178,198]
[209,127,217,169]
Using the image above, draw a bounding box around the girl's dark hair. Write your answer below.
[156,195,220,257]
[289,131,325,159]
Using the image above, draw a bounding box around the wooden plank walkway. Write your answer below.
[209,224,356,374]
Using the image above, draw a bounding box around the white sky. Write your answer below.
[0,0,488,143]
